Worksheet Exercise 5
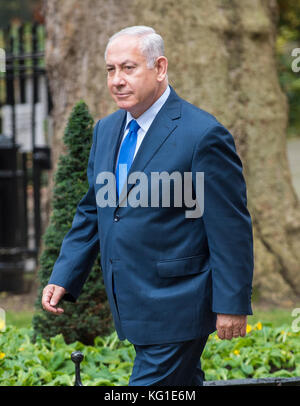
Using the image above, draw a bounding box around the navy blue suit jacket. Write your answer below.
[49,87,254,345]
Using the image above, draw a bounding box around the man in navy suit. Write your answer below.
[42,26,254,386]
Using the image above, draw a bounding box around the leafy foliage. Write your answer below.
[202,321,300,381]
[1,322,300,385]
[0,0,41,29]
[0,326,133,386]
[32,101,113,345]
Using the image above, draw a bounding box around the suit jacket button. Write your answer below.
[114,215,120,222]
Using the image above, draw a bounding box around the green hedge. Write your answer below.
[0,322,300,386]
[32,100,113,345]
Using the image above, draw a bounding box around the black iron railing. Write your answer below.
[70,351,300,386]
[0,22,52,292]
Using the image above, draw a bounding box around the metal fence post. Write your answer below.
[71,351,84,386]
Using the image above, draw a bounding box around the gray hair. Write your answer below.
[104,26,165,68]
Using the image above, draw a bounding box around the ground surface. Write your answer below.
[0,288,37,313]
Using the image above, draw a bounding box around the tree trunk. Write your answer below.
[44,0,300,306]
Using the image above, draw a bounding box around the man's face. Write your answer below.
[106,35,164,118]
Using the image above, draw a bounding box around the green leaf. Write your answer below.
[48,350,65,371]
[241,363,254,376]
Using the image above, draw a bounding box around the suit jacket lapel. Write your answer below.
[106,110,127,175]
[117,87,182,207]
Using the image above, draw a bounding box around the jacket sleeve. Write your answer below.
[191,123,254,315]
[48,120,100,302]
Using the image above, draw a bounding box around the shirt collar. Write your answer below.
[125,85,170,133]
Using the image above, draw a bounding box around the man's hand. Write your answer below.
[42,284,67,315]
[216,314,247,340]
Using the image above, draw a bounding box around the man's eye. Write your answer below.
[125,66,134,71]
[107,68,115,73]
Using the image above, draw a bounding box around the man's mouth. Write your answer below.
[115,93,131,98]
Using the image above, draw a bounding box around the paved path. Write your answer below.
[287,138,300,199]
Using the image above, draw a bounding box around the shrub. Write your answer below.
[32,101,113,345]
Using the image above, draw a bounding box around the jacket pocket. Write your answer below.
[157,254,208,278]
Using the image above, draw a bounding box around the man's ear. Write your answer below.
[155,56,168,82]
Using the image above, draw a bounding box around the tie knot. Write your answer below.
[128,119,140,134]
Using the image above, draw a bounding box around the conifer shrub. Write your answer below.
[32,101,113,344]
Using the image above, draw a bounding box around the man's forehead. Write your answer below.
[108,34,140,47]
[106,35,143,61]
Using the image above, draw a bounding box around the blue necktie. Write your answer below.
[116,119,140,198]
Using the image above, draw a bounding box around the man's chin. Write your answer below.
[115,99,136,112]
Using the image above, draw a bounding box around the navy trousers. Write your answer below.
[128,336,209,386]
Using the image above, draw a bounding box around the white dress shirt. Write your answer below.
[115,85,171,170]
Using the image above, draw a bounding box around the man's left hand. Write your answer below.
[216,314,247,340]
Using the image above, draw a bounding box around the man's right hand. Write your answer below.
[42,284,67,315]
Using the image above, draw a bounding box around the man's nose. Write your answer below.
[112,70,126,86]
